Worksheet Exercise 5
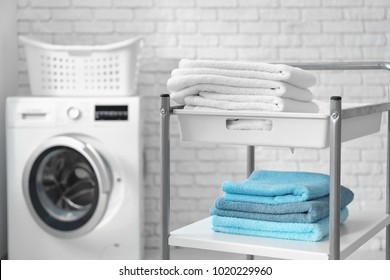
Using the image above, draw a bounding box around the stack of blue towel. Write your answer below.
[210,170,354,242]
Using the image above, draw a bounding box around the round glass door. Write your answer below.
[29,146,99,231]
[23,136,111,238]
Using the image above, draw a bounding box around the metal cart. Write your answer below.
[160,62,390,260]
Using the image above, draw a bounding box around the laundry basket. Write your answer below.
[19,36,144,96]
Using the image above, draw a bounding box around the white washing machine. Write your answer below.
[6,96,143,259]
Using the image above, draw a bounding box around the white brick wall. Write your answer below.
[17,0,390,258]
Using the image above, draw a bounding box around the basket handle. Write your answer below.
[67,50,93,57]
[19,35,144,52]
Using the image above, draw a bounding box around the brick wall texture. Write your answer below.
[17,0,390,255]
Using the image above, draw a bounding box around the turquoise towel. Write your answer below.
[223,170,332,204]
[211,186,354,223]
[211,208,349,242]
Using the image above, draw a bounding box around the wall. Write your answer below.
[17,0,390,256]
[0,0,17,259]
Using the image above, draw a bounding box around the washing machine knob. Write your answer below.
[67,107,81,120]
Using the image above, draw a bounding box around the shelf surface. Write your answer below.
[169,211,390,260]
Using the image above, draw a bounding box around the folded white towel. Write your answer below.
[168,74,308,92]
[169,82,313,104]
[184,105,273,131]
[178,59,317,88]
[199,92,295,103]
[171,68,316,89]
[184,95,320,113]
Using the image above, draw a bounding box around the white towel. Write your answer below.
[171,68,316,89]
[198,92,297,103]
[184,95,320,113]
[168,74,310,92]
[169,82,313,104]
[184,105,273,131]
[178,59,317,88]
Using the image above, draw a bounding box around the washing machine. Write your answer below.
[6,96,143,259]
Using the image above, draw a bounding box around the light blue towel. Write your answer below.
[211,207,349,242]
[223,170,333,204]
[211,186,354,223]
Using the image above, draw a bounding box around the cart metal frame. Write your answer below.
[160,61,390,260]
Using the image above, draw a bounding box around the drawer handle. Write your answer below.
[21,112,47,119]
[226,118,273,131]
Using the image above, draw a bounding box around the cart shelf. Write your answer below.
[169,212,390,260]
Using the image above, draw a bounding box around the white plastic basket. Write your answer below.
[19,36,144,96]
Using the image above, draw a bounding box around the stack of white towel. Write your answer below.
[167,59,320,113]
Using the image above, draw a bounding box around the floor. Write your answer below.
[145,247,385,260]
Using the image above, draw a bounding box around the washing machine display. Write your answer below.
[7,97,143,259]
[95,105,128,121]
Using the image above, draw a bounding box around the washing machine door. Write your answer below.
[23,136,111,238]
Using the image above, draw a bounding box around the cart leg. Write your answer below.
[160,94,171,260]
[246,146,255,260]
[329,96,342,260]
[386,111,390,260]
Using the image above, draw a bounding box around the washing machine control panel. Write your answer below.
[95,105,128,121]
